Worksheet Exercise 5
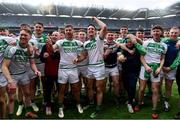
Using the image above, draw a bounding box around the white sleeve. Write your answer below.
[55,40,63,48]
[163,43,168,54]
[0,36,16,44]
[4,46,16,59]
[142,40,149,48]
[77,40,83,47]
[83,41,88,50]
[29,39,38,47]
[96,35,104,47]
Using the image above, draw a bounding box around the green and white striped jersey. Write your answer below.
[55,39,83,69]
[115,37,126,44]
[4,43,33,75]
[0,36,16,71]
[31,34,47,64]
[143,39,167,64]
[84,35,104,66]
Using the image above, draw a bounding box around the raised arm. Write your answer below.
[117,43,135,55]
[127,34,146,55]
[93,17,107,39]
[136,37,143,44]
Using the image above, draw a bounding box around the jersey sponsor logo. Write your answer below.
[36,36,47,51]
[0,40,8,53]
[62,41,79,53]
[14,49,29,62]
[63,46,79,53]
[85,41,96,50]
[146,43,165,54]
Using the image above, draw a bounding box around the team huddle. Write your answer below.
[0,16,179,119]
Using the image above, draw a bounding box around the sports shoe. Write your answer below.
[25,112,38,118]
[58,108,64,118]
[31,103,39,112]
[90,110,100,118]
[16,104,24,116]
[127,104,134,113]
[77,104,83,114]
[164,101,170,112]
[151,110,158,119]
[46,107,52,116]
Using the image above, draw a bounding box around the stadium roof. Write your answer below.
[0,0,179,20]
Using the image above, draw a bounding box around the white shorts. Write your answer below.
[139,66,160,82]
[87,65,105,80]
[117,62,122,71]
[36,63,45,76]
[105,66,119,77]
[78,66,88,77]
[27,66,36,80]
[12,72,30,85]
[58,68,79,84]
[160,69,177,80]
[0,73,7,87]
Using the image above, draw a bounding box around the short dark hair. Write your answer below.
[137,28,144,33]
[120,25,128,29]
[65,24,74,29]
[106,31,114,34]
[20,23,30,28]
[78,29,86,33]
[152,25,163,32]
[163,29,169,32]
[21,29,32,35]
[170,26,180,30]
[0,27,6,32]
[34,22,44,27]
[87,24,96,30]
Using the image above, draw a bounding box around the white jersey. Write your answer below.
[77,42,88,67]
[0,36,16,71]
[143,39,167,64]
[29,38,39,48]
[115,37,126,44]
[4,43,33,75]
[84,35,104,66]
[31,34,47,64]
[55,39,83,69]
[31,34,47,52]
